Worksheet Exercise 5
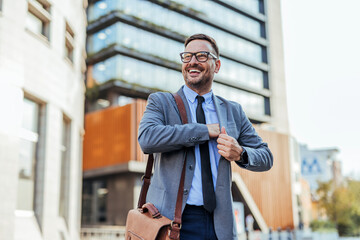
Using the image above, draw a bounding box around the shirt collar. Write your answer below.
[183,85,213,104]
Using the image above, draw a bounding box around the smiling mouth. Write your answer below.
[189,69,201,73]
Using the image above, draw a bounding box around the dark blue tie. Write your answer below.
[196,96,216,212]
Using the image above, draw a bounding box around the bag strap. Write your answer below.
[172,93,188,124]
[137,154,154,208]
[138,93,188,230]
[170,93,188,238]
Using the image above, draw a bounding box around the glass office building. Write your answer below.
[86,0,278,123]
[82,0,292,231]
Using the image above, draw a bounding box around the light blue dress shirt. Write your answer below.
[183,85,221,206]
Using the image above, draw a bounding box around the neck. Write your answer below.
[185,82,212,96]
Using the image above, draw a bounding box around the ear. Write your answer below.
[214,59,221,73]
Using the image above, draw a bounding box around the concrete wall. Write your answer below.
[266,0,290,134]
[0,0,86,239]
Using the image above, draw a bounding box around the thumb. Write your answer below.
[221,126,227,135]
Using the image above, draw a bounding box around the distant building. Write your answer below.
[0,0,87,239]
[82,0,295,235]
[300,145,342,193]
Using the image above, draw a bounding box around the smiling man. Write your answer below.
[138,34,273,240]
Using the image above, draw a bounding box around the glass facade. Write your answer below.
[218,58,264,90]
[88,0,265,64]
[88,22,182,63]
[220,0,261,14]
[88,22,266,92]
[170,0,263,39]
[213,83,265,117]
[92,55,183,93]
[92,55,267,116]
[87,0,271,120]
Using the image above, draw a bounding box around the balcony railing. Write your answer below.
[80,227,340,240]
[81,227,125,240]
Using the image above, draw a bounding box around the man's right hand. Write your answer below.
[207,124,220,138]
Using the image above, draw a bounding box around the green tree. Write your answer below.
[316,179,360,236]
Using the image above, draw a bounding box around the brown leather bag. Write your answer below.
[125,93,188,240]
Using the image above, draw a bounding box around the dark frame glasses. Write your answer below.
[179,51,218,63]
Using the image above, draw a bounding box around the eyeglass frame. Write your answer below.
[179,51,218,63]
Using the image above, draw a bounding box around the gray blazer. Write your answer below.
[138,86,273,240]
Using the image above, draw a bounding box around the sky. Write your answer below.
[280,0,360,178]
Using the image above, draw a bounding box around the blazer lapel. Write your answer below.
[213,95,227,131]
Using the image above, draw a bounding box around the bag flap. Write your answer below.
[125,208,172,239]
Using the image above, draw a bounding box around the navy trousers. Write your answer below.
[180,204,218,240]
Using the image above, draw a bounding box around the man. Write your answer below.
[138,34,273,240]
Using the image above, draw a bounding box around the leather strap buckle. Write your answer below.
[169,221,181,239]
[170,221,182,229]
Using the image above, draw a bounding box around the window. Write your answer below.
[88,0,265,63]
[65,22,75,62]
[81,179,108,225]
[92,55,182,93]
[220,0,261,15]
[213,82,266,118]
[17,98,41,211]
[59,116,71,225]
[26,0,51,40]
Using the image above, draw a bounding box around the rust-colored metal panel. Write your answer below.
[83,104,133,171]
[232,129,294,229]
[135,99,148,163]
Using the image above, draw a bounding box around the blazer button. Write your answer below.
[184,189,188,195]
[189,165,193,170]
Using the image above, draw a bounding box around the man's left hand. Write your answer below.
[217,127,243,162]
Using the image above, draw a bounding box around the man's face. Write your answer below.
[181,40,220,93]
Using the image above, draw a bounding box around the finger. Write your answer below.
[221,126,227,135]
[218,150,232,161]
[218,132,230,139]
[217,137,229,145]
[218,149,227,158]
[218,134,233,144]
[217,144,228,151]
[218,137,237,147]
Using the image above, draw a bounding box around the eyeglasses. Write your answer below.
[179,51,218,63]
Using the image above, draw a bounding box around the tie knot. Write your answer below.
[196,95,205,105]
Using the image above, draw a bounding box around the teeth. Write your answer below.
[189,69,201,73]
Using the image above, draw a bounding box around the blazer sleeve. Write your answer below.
[138,93,209,154]
[236,105,273,172]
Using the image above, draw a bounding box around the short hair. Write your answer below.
[184,34,220,57]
